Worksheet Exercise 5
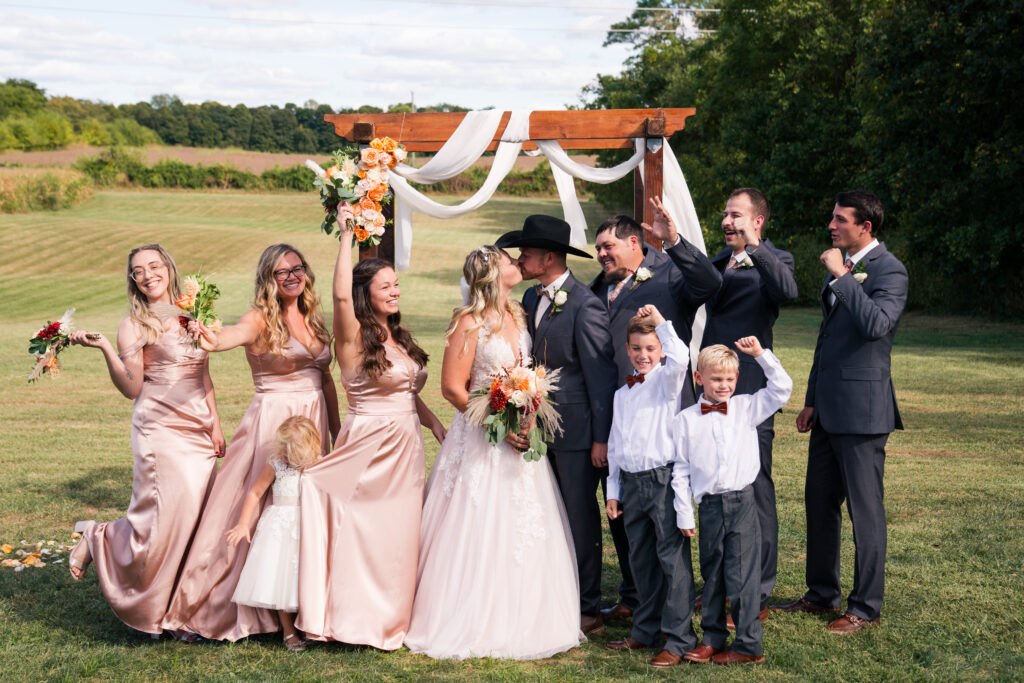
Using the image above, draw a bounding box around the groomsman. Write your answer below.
[504,215,618,636]
[774,191,908,633]
[702,188,798,612]
[590,198,722,621]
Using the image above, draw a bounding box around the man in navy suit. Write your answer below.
[774,191,908,634]
[702,188,798,614]
[503,215,618,636]
[589,198,722,622]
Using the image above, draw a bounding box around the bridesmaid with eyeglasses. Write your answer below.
[66,243,224,639]
[162,243,340,642]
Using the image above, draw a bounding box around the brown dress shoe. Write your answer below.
[580,613,605,636]
[693,594,703,611]
[712,649,765,665]
[649,649,684,668]
[683,644,722,663]
[599,603,634,621]
[725,608,770,630]
[770,596,839,614]
[605,636,649,651]
[825,612,879,634]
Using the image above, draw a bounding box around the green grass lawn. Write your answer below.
[1,191,1022,680]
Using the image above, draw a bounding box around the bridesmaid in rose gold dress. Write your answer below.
[295,227,446,650]
[67,244,225,637]
[161,244,340,642]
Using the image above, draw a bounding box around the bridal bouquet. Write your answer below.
[176,273,221,346]
[27,308,90,382]
[305,136,407,248]
[464,363,563,462]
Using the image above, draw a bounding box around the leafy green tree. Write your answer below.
[0,78,47,117]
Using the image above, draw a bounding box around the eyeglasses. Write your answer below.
[130,262,168,282]
[273,265,307,281]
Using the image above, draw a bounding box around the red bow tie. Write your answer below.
[626,373,645,388]
[700,401,727,415]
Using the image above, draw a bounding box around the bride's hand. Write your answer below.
[504,430,529,452]
[431,421,447,445]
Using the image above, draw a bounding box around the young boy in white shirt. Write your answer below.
[604,304,698,668]
[674,337,792,665]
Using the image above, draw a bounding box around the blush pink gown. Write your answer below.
[162,341,331,641]
[296,345,427,650]
[80,327,219,635]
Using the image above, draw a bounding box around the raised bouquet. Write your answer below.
[305,136,406,248]
[175,273,221,346]
[464,363,562,462]
[27,308,92,382]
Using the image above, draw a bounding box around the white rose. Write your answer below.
[635,267,652,281]
[553,290,568,307]
[509,390,528,408]
[393,148,408,163]
[853,272,868,284]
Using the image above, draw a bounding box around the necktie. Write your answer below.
[608,278,629,308]
[700,401,727,415]
[727,255,737,270]
[625,373,645,388]
[845,257,854,272]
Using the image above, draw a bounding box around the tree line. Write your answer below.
[586,0,1021,316]
[0,78,469,154]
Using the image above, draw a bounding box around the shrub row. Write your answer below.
[0,168,93,213]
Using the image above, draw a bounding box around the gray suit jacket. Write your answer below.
[524,272,617,451]
[589,239,722,406]
[805,242,908,434]
[703,239,798,396]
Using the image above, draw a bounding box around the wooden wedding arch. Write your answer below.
[323,108,696,262]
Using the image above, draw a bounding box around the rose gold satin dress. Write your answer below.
[296,345,427,650]
[162,341,331,641]
[81,329,219,635]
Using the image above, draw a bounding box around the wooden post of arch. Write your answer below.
[325,108,696,263]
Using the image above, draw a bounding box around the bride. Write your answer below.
[404,245,584,660]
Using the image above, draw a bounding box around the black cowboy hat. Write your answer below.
[500,215,593,259]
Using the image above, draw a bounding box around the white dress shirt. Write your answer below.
[535,269,571,328]
[829,238,879,305]
[606,321,689,503]
[671,350,792,529]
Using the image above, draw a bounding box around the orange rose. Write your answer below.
[360,147,381,166]
[326,165,339,177]
[357,169,367,179]
[176,293,196,310]
[354,227,370,242]
[367,184,386,202]
[372,212,386,228]
[381,137,398,153]
[358,196,377,213]
[370,138,385,152]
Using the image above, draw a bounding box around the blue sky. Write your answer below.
[0,0,649,111]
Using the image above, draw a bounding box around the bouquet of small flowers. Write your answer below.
[175,273,221,346]
[305,136,407,249]
[27,308,90,382]
[464,363,563,462]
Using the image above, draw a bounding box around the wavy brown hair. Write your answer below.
[353,257,428,379]
[126,243,181,345]
[253,244,330,354]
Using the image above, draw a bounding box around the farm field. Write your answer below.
[0,191,1022,680]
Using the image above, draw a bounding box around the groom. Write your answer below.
[503,215,618,636]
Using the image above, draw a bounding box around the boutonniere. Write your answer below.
[547,288,569,318]
[851,262,868,283]
[630,267,653,291]
[732,255,755,270]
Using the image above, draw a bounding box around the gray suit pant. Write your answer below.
[698,484,763,656]
[805,426,888,621]
[621,466,697,654]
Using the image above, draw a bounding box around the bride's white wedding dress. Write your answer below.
[404,325,584,660]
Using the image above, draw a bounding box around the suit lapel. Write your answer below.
[609,249,658,318]
[536,273,576,338]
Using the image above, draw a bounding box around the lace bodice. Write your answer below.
[469,325,532,391]
[272,459,301,504]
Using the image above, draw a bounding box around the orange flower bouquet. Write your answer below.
[175,273,221,346]
[464,363,563,462]
[305,136,406,248]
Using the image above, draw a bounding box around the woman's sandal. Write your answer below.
[283,632,307,652]
[171,630,203,643]
[68,533,92,581]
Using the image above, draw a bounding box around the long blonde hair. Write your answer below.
[253,244,330,354]
[126,243,181,345]
[270,415,322,470]
[445,246,525,344]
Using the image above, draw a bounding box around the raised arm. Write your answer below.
[749,243,798,303]
[830,256,908,341]
[69,317,145,399]
[644,196,721,307]
[333,229,362,374]
[191,309,265,352]
[440,313,479,413]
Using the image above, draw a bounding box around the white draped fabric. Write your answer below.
[386,109,707,365]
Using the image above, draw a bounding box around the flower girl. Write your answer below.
[225,415,321,652]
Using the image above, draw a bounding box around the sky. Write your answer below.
[0,0,653,111]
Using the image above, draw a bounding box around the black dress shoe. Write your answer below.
[770,596,839,614]
[599,603,633,621]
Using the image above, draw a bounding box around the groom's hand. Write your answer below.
[504,430,529,452]
[590,442,608,468]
